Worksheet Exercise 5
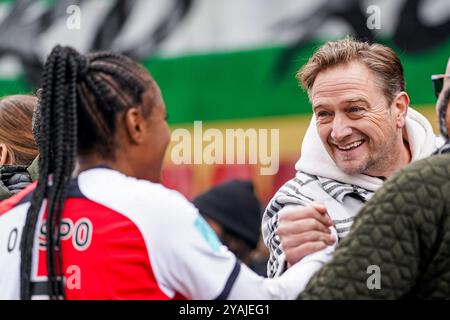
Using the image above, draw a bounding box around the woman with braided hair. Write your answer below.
[0,45,334,300]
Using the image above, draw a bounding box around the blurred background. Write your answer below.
[0,0,449,204]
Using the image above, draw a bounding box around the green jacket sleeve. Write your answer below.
[27,155,39,181]
[0,156,39,201]
[0,182,11,201]
[299,155,450,299]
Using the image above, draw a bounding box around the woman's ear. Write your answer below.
[0,143,10,165]
[124,107,146,144]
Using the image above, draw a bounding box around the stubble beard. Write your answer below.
[361,130,399,177]
[335,131,399,177]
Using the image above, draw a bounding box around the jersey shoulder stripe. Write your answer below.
[0,177,86,218]
[0,182,36,217]
[214,260,241,300]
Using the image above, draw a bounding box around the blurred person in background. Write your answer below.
[299,58,450,299]
[0,95,39,201]
[433,57,450,154]
[193,180,268,276]
[263,38,439,278]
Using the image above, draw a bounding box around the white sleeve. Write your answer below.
[148,199,239,300]
[228,227,338,300]
[151,193,338,300]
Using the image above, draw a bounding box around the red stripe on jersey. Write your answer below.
[36,197,171,300]
[0,182,37,217]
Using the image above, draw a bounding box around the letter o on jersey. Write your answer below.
[7,228,18,253]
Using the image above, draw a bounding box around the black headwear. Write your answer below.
[192,180,262,249]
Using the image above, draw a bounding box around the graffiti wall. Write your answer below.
[0,0,448,201]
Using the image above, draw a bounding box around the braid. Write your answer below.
[20,45,154,300]
[20,46,59,300]
[89,63,146,102]
[77,54,151,157]
[45,49,69,299]
[82,75,115,135]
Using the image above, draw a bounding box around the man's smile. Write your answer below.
[333,139,365,151]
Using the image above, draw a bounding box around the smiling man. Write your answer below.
[312,61,411,177]
[262,38,439,278]
[298,58,450,299]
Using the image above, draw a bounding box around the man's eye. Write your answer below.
[349,106,363,113]
[317,111,329,118]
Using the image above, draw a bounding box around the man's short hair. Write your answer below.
[297,37,405,105]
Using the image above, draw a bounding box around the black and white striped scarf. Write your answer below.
[262,172,375,278]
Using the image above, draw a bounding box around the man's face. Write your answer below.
[311,62,403,176]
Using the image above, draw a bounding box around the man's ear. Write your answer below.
[392,91,409,128]
[0,143,10,165]
[124,107,147,144]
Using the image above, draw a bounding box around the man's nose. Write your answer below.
[330,117,352,142]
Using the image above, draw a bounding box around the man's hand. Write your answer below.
[277,203,335,268]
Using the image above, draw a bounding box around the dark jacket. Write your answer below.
[0,156,38,201]
[300,154,450,299]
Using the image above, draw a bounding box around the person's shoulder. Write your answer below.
[27,156,39,181]
[125,173,193,209]
[394,154,450,182]
[0,183,10,201]
[78,168,198,221]
[275,172,319,194]
[0,182,36,217]
[379,154,450,204]
[264,172,322,219]
[359,154,450,245]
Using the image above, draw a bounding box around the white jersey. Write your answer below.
[0,167,333,299]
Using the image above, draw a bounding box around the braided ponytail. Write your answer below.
[20,45,154,300]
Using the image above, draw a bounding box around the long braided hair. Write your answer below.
[20,45,158,300]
